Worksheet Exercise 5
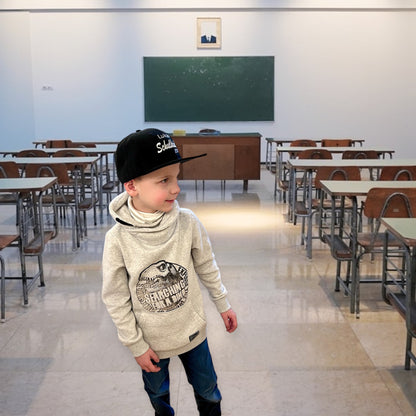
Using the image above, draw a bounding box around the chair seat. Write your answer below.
[323,234,353,260]
[357,232,400,250]
[23,231,55,255]
[0,235,19,250]
[0,194,18,204]
[79,197,97,211]
[387,292,416,334]
[102,181,118,191]
[318,198,353,210]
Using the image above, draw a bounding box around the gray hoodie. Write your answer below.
[102,192,230,359]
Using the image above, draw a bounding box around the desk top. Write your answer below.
[320,180,416,197]
[287,158,416,169]
[33,140,119,146]
[2,156,99,165]
[266,138,365,146]
[381,218,416,247]
[172,132,261,138]
[276,146,394,155]
[0,177,57,192]
[0,146,116,157]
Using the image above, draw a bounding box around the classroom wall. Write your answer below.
[1,2,415,159]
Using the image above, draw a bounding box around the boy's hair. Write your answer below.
[115,128,205,183]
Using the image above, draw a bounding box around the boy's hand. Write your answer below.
[221,308,238,333]
[135,348,161,372]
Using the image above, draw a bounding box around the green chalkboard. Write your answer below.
[143,56,274,122]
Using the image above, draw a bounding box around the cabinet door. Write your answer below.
[181,144,235,180]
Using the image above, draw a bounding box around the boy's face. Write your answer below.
[124,163,181,213]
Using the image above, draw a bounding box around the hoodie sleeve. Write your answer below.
[102,229,150,357]
[190,213,231,313]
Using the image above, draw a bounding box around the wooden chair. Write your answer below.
[1,190,58,321]
[290,139,317,147]
[0,161,22,221]
[16,149,49,157]
[382,226,416,370]
[321,139,353,147]
[71,142,97,148]
[342,150,379,179]
[342,150,379,159]
[25,163,80,250]
[0,161,20,204]
[353,188,416,316]
[45,139,73,148]
[53,149,87,171]
[0,234,20,322]
[297,148,332,160]
[52,150,98,229]
[18,196,57,305]
[295,166,360,259]
[293,148,332,224]
[278,140,319,201]
[0,161,20,178]
[379,166,416,181]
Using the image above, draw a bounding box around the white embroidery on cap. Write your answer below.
[156,138,177,154]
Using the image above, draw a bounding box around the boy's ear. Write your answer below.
[124,180,139,196]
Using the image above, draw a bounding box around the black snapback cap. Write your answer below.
[115,128,206,183]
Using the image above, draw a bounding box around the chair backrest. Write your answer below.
[321,139,353,147]
[297,148,333,160]
[24,163,72,186]
[53,149,86,157]
[52,149,88,171]
[16,149,49,157]
[342,150,379,159]
[72,142,97,148]
[314,166,361,189]
[45,139,73,148]
[0,161,20,178]
[290,139,317,147]
[363,188,416,220]
[379,166,416,181]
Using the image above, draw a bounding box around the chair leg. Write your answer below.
[1,256,5,322]
[335,260,342,292]
[405,332,412,370]
[20,254,29,306]
[37,254,46,287]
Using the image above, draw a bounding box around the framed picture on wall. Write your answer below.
[197,17,221,49]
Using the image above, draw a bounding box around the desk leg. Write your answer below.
[99,155,104,224]
[350,197,360,317]
[306,170,313,259]
[243,180,248,192]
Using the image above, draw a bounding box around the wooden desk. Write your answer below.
[6,156,101,244]
[172,133,261,191]
[381,217,416,370]
[33,140,119,148]
[287,158,416,223]
[264,137,365,174]
[0,177,58,321]
[1,151,115,223]
[320,180,416,316]
[275,146,395,199]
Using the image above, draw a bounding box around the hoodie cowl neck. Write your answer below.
[109,192,180,245]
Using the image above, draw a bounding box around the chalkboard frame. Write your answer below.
[143,56,274,122]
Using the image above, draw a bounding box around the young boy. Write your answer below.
[102,128,237,416]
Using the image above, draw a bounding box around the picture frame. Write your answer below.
[197,17,221,49]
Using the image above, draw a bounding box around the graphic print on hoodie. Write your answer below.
[136,260,189,312]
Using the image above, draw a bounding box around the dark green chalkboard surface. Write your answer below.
[143,56,274,122]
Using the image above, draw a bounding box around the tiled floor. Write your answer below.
[1,168,415,416]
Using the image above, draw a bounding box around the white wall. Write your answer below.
[1,4,415,158]
[0,12,35,150]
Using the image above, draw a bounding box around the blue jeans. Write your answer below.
[142,339,221,416]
